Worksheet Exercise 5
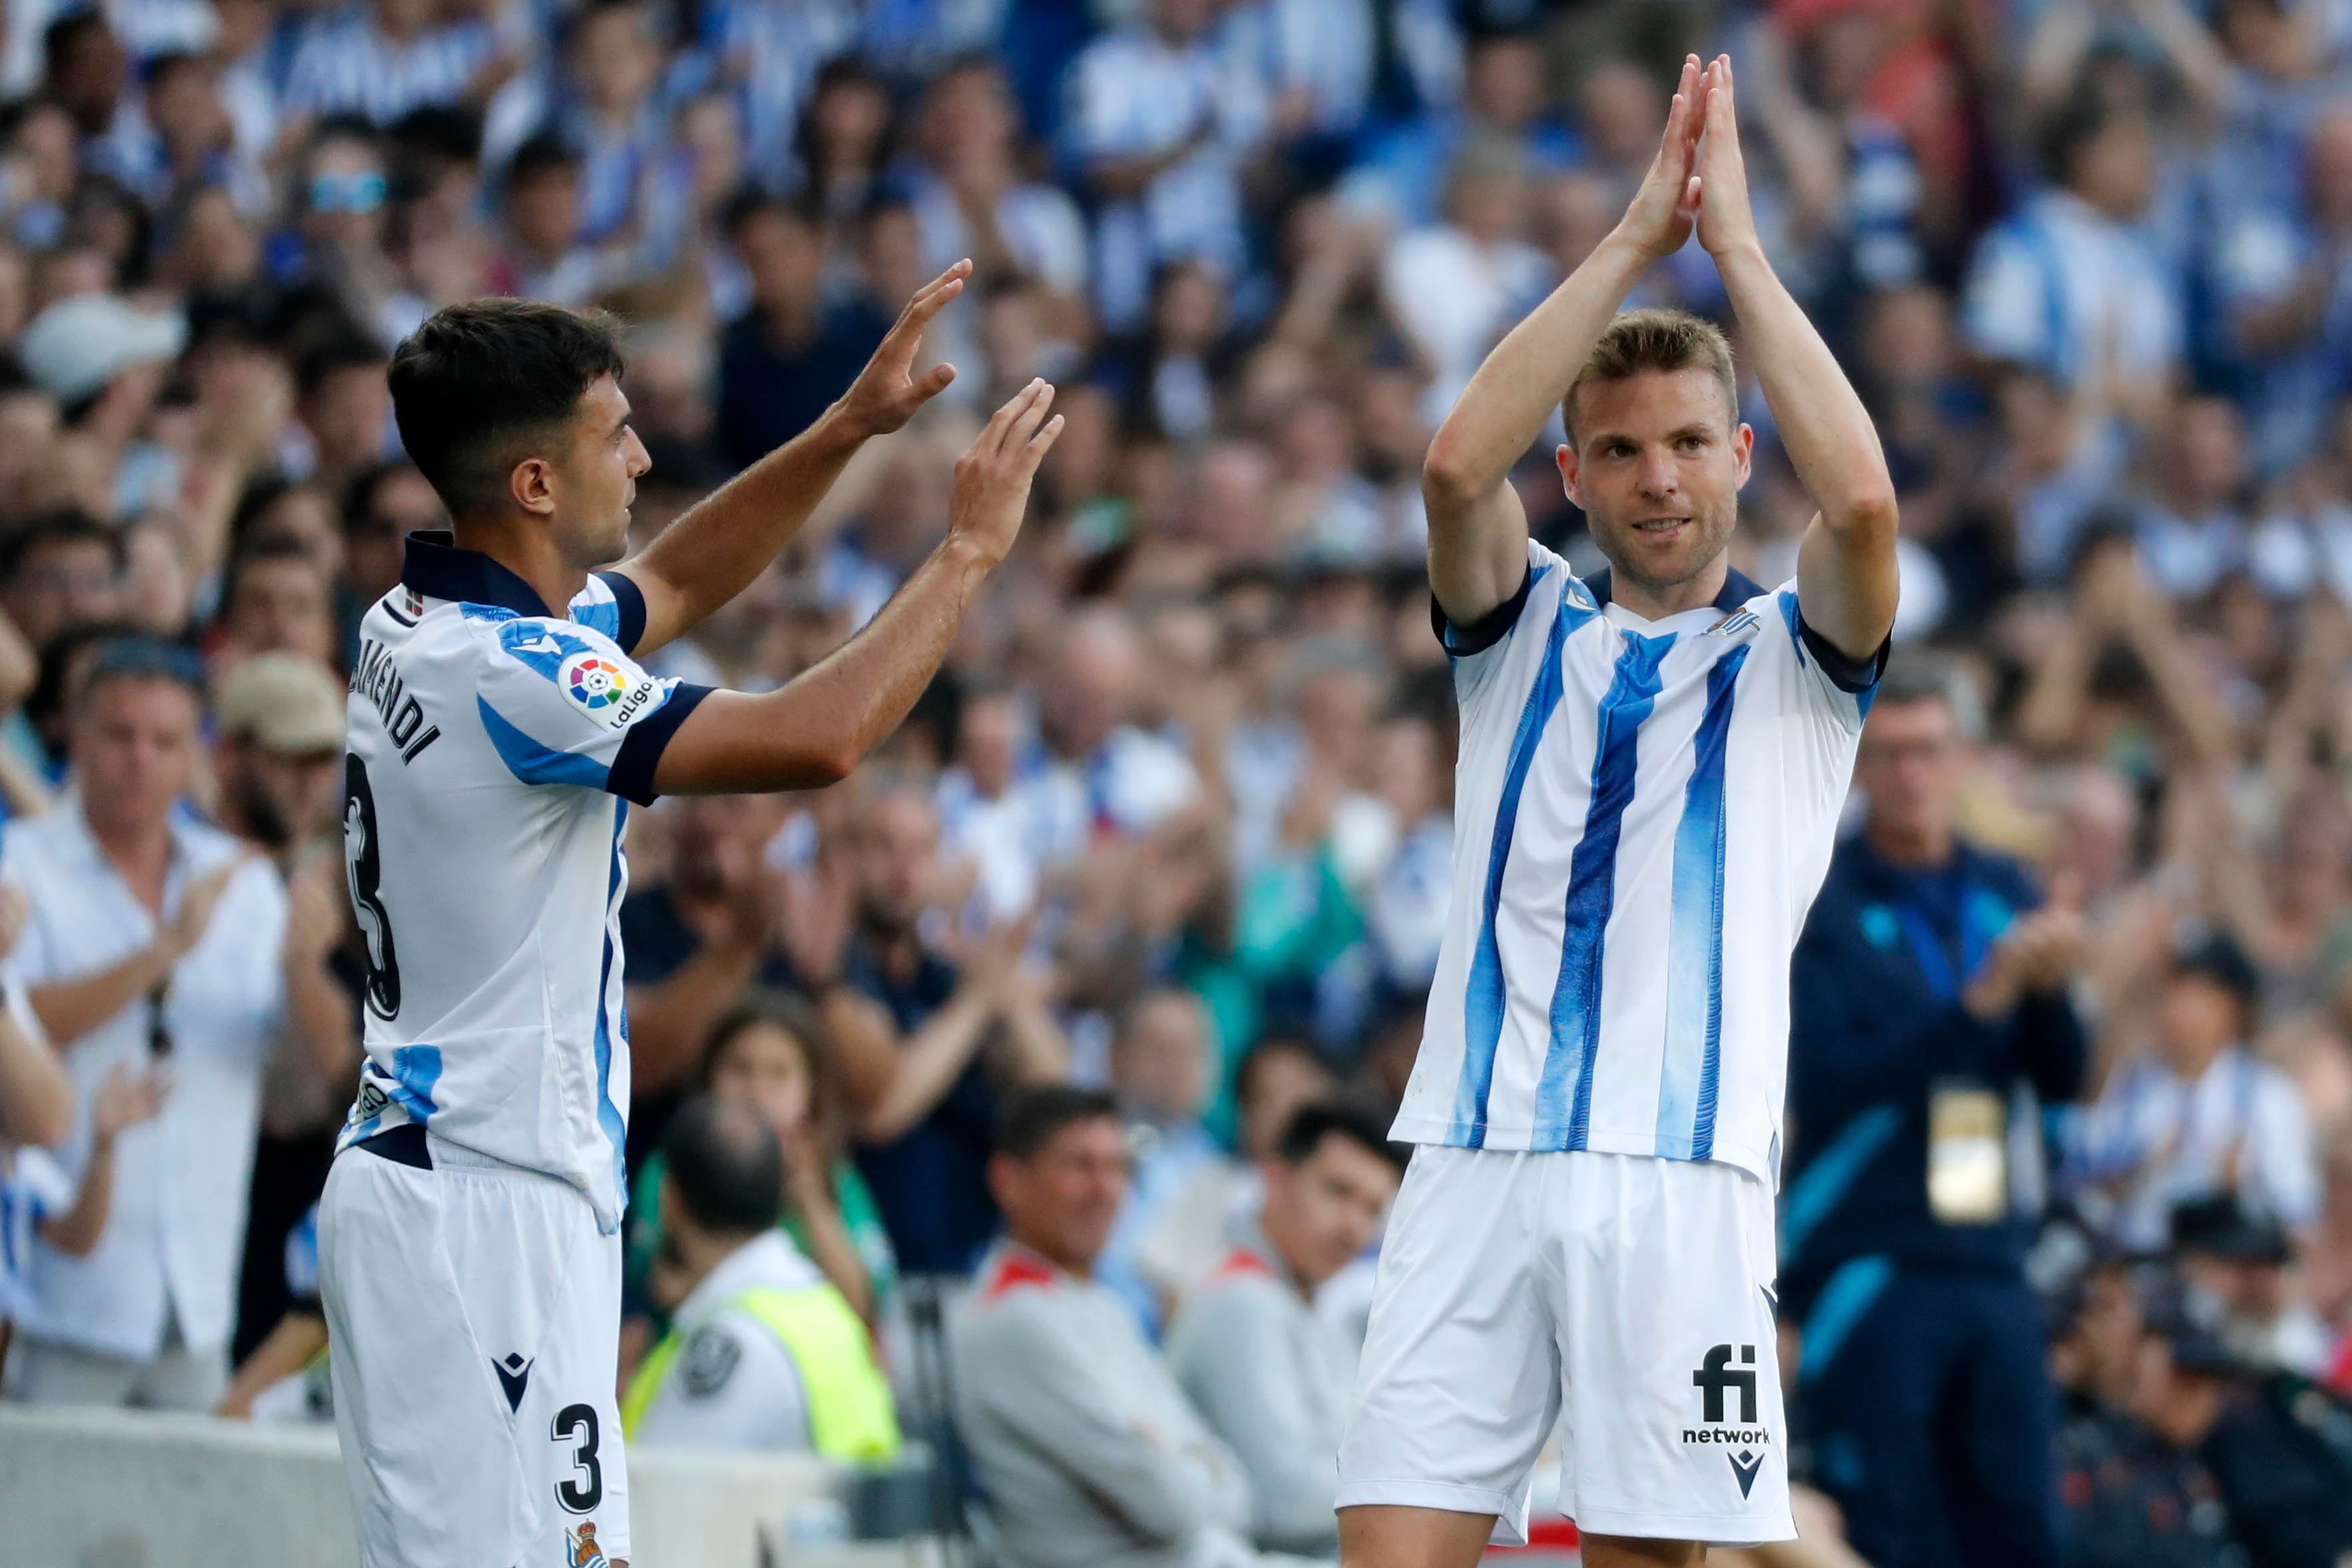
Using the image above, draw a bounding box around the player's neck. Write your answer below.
[1605,556,1730,623]
[1865,818,1954,870]
[449,515,589,619]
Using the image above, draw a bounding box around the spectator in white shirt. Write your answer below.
[0,637,352,1410]
[1059,0,1265,330]
[2068,935,2323,1253]
[937,679,1044,925]
[2130,396,2259,600]
[280,0,499,128]
[1962,94,2181,410]
[1012,605,1202,871]
[910,57,1092,337]
[1382,133,1552,426]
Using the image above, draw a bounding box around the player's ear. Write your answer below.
[509,454,559,518]
[1556,442,1582,508]
[1731,422,1755,488]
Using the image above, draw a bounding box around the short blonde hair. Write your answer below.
[1562,308,1738,448]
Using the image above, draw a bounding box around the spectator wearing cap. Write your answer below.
[212,649,348,904]
[951,1085,1267,1568]
[0,637,350,1409]
[1165,1098,1402,1556]
[1784,659,2088,1568]
[2169,1194,2333,1376]
[2054,1264,2250,1568]
[2134,1278,2352,1568]
[621,1096,898,1459]
[15,291,185,446]
[2069,934,2323,1254]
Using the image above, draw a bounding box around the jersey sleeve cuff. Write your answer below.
[1795,611,1890,695]
[608,683,713,805]
[595,570,649,654]
[1430,564,1533,658]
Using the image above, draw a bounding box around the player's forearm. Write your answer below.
[1716,242,1897,536]
[626,404,869,654]
[1423,232,1651,504]
[29,946,177,1049]
[0,1008,70,1146]
[651,538,993,796]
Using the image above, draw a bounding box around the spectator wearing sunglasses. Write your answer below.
[0,637,352,1410]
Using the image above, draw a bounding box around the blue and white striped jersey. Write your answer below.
[333,534,710,1233]
[1392,540,1883,1186]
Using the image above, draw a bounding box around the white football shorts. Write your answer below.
[1336,1146,1795,1547]
[320,1132,630,1568]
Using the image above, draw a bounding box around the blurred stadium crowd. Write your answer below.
[0,0,2348,1561]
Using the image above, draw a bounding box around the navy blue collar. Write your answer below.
[1584,564,1765,616]
[400,530,553,619]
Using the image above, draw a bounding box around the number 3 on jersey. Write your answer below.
[344,755,401,1020]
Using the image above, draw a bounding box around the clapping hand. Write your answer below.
[1614,55,1707,264]
[1693,56,1763,262]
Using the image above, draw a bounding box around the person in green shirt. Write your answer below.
[628,992,897,1334]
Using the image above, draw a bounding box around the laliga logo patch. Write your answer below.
[563,653,637,713]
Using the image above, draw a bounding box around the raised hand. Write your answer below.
[836,260,970,438]
[1614,55,1707,264]
[1694,55,1762,261]
[948,379,1064,567]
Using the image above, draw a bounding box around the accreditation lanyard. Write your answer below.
[1893,886,1996,1005]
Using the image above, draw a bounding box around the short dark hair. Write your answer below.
[221,533,321,617]
[993,1084,1120,1160]
[83,634,206,705]
[507,129,581,187]
[2039,93,2138,187]
[1234,1036,1326,1112]
[386,298,625,518]
[1871,654,1957,715]
[661,1095,784,1237]
[0,510,126,585]
[341,460,435,535]
[1277,1096,1408,1174]
[296,331,387,400]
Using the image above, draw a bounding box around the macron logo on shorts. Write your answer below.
[1686,1342,1769,1495]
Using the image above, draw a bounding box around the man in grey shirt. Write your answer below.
[1167,1100,1404,1556]
[955,1085,1289,1568]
